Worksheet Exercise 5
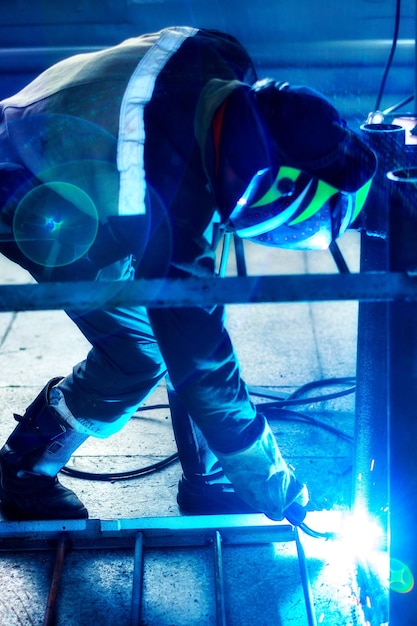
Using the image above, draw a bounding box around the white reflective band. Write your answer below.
[117,26,198,216]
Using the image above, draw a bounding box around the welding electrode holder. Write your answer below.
[284,501,307,526]
[284,503,339,540]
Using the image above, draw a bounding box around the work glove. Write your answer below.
[214,416,308,521]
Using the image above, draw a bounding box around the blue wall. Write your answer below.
[0,0,415,126]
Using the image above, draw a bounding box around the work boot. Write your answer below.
[0,378,88,520]
[168,384,308,519]
[168,384,260,515]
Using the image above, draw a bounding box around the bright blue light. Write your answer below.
[390,558,414,594]
[341,507,386,555]
[45,217,63,231]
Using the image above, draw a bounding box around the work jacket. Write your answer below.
[0,27,275,450]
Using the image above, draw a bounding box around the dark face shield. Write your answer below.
[227,166,372,250]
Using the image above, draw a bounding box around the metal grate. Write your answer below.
[0,514,318,626]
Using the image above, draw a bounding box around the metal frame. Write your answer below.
[0,514,317,626]
[0,271,415,312]
[1,127,415,623]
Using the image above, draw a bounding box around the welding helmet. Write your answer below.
[228,80,377,250]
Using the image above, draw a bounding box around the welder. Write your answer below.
[0,26,376,521]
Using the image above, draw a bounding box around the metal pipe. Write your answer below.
[354,121,411,625]
[354,123,406,519]
[385,166,417,624]
[294,528,317,626]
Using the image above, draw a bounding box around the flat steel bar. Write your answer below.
[130,532,144,626]
[0,272,417,312]
[295,528,317,626]
[213,530,227,626]
[43,534,67,626]
[0,515,295,551]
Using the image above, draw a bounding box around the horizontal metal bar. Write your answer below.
[251,38,414,68]
[0,40,413,71]
[0,515,296,551]
[0,272,416,311]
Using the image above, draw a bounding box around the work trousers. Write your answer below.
[0,242,259,453]
[61,303,167,437]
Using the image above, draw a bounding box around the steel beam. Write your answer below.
[0,514,296,551]
[354,123,417,625]
[0,272,417,312]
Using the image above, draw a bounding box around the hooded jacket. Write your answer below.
[0,26,271,450]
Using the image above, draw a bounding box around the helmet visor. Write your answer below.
[228,166,372,250]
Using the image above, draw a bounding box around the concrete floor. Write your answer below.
[0,231,381,625]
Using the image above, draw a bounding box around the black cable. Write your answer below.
[131,404,170,413]
[260,406,353,443]
[60,401,178,481]
[286,376,355,398]
[61,379,354,481]
[249,377,356,406]
[252,377,355,443]
[61,451,179,481]
[374,0,402,112]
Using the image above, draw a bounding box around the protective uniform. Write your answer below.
[0,27,375,520]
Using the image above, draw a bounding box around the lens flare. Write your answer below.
[390,558,414,594]
[13,182,99,267]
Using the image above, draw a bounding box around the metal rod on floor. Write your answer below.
[213,530,227,626]
[218,232,232,277]
[329,240,350,274]
[130,532,144,626]
[294,528,317,626]
[43,533,67,626]
[233,235,248,277]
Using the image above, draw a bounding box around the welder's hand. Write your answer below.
[214,416,308,521]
